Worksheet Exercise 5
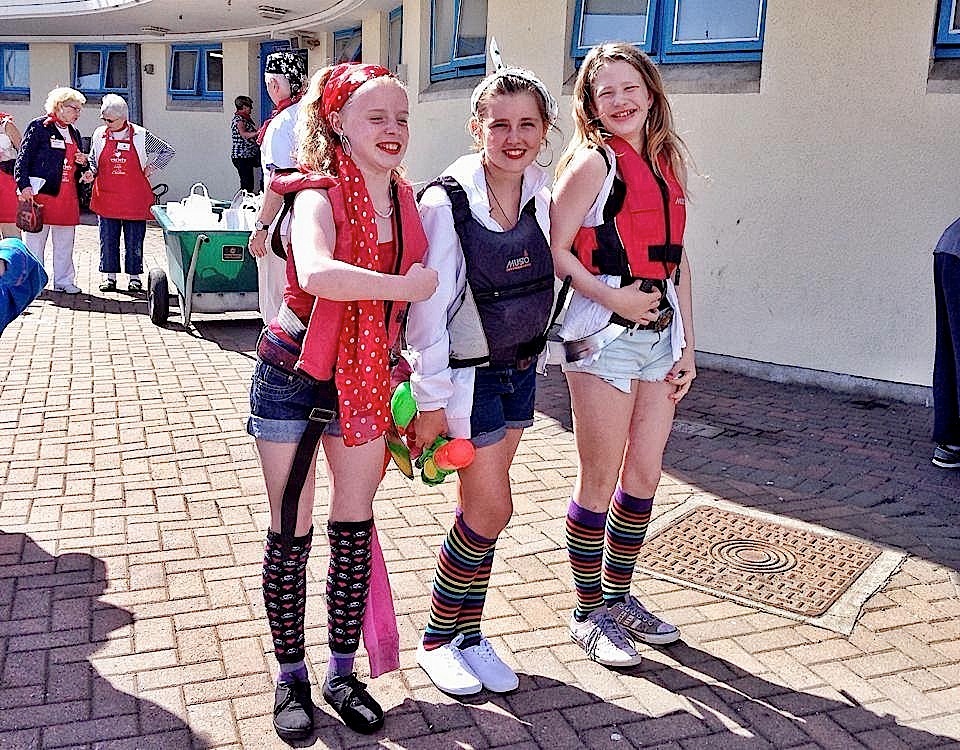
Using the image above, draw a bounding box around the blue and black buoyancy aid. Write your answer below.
[429,176,555,368]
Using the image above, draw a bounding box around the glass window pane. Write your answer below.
[580,0,649,47]
[171,50,198,90]
[388,11,402,72]
[334,31,362,63]
[105,51,127,89]
[205,49,223,92]
[76,50,101,90]
[2,49,29,89]
[432,0,454,67]
[674,0,762,43]
[455,0,487,59]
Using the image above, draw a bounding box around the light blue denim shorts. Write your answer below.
[247,360,342,443]
[560,328,674,393]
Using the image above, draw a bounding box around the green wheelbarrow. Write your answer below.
[149,204,260,328]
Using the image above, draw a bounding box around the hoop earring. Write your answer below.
[536,141,554,168]
[340,133,352,157]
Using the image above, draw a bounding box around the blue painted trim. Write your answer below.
[935,0,960,57]
[0,43,29,95]
[334,26,363,63]
[389,6,404,72]
[430,0,487,81]
[660,0,764,57]
[570,0,765,66]
[169,44,223,102]
[73,43,128,95]
[570,0,658,59]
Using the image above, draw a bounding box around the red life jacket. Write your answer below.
[572,135,686,280]
[269,170,428,381]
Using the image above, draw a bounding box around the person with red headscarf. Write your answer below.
[245,63,437,740]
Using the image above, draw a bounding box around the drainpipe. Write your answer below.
[126,44,143,124]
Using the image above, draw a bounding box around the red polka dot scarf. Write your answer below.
[321,63,395,446]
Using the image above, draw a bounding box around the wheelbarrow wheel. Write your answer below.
[148,268,169,326]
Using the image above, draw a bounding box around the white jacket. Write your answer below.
[406,153,551,438]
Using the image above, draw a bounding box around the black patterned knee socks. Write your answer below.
[325,519,373,677]
[262,527,313,667]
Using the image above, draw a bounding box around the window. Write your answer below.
[431,0,487,81]
[388,6,403,74]
[169,45,223,101]
[333,27,362,64]
[935,0,960,58]
[0,44,29,96]
[572,0,765,64]
[73,45,127,94]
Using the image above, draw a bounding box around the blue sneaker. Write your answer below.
[932,444,960,469]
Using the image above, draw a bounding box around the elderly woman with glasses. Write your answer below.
[14,87,94,294]
[88,94,175,293]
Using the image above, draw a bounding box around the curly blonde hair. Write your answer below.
[44,87,86,116]
[557,43,688,189]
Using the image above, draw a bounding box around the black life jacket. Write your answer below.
[427,177,555,368]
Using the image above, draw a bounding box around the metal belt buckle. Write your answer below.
[308,407,336,423]
[653,308,674,333]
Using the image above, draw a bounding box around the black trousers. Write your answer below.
[232,156,260,193]
[933,252,960,445]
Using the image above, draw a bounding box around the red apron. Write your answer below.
[90,126,154,220]
[36,138,80,227]
[0,170,16,224]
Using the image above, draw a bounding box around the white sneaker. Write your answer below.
[608,594,680,645]
[569,607,642,667]
[459,637,519,693]
[416,635,482,696]
[54,284,81,294]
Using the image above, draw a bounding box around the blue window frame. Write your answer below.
[935,0,960,58]
[73,44,127,94]
[169,44,223,101]
[388,6,403,74]
[572,0,765,64]
[431,0,487,81]
[0,44,29,96]
[333,26,363,64]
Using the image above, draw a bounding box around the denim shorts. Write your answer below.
[469,363,537,447]
[561,328,674,394]
[247,360,341,443]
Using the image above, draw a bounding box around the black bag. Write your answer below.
[0,160,13,175]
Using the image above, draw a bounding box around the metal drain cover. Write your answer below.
[637,505,882,617]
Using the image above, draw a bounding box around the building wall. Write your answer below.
[3,1,958,387]
[395,0,958,388]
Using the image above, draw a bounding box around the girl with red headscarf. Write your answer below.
[245,64,436,740]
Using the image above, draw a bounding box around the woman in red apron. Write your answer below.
[89,94,174,293]
[14,87,92,294]
[0,112,22,238]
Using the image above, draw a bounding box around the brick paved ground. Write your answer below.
[1,224,958,749]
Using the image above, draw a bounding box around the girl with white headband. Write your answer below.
[406,64,558,696]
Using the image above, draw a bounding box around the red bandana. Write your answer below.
[321,63,394,446]
[256,94,301,146]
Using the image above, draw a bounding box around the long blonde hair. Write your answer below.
[557,43,688,189]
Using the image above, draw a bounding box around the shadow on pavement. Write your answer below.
[0,531,211,749]
[535,367,960,571]
[319,656,958,749]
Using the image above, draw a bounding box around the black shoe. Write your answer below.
[322,673,384,734]
[273,678,314,742]
[99,278,117,292]
[128,278,143,292]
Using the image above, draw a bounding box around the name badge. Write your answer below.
[117,142,130,151]
[50,138,65,150]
